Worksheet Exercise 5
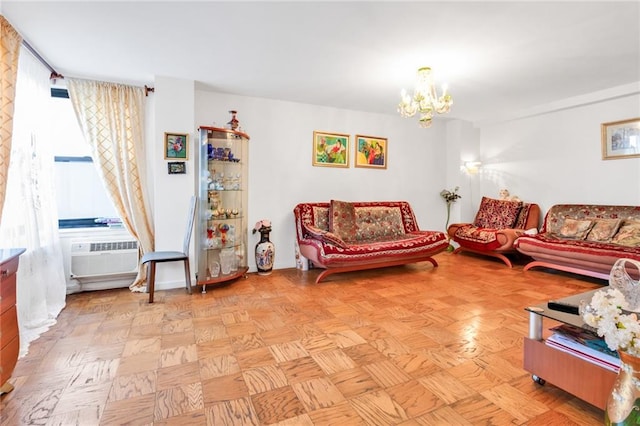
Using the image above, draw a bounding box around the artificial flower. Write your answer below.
[253,219,272,234]
[440,186,462,204]
[581,288,640,356]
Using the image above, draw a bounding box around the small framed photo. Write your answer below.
[355,135,387,169]
[601,118,640,160]
[312,131,349,167]
[167,161,186,174]
[165,132,189,160]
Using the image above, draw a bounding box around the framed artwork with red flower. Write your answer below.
[165,132,189,160]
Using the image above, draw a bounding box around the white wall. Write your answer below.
[150,79,639,290]
[195,91,450,273]
[150,76,196,287]
[477,92,640,221]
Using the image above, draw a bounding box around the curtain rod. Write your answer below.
[21,38,63,80]
[20,38,155,96]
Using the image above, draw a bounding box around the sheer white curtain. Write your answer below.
[0,48,66,357]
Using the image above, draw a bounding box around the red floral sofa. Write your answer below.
[514,204,640,280]
[293,200,449,283]
[447,197,541,267]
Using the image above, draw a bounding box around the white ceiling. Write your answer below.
[2,1,639,123]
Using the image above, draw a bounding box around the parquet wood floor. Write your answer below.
[0,252,607,425]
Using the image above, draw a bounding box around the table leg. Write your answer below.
[528,311,543,340]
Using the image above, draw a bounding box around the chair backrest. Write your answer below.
[183,196,198,255]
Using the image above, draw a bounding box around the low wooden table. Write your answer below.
[524,290,616,410]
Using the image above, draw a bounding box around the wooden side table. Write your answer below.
[0,248,26,394]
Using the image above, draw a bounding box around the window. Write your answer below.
[50,89,120,228]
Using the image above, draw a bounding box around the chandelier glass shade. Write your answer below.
[397,67,453,128]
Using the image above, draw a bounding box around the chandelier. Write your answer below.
[397,67,453,128]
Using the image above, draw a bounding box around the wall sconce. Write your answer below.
[463,161,482,175]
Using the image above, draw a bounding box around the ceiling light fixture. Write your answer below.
[397,67,453,128]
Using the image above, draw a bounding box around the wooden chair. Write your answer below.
[141,196,197,303]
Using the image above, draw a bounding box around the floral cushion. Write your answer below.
[513,203,534,229]
[585,218,622,242]
[453,225,502,251]
[303,224,348,248]
[612,221,640,247]
[329,200,357,242]
[557,218,594,239]
[312,206,329,231]
[354,206,405,242]
[473,197,523,229]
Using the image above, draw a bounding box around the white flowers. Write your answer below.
[582,288,640,356]
[440,187,461,204]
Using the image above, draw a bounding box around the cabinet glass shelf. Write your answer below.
[196,126,250,287]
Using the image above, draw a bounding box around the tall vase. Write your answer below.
[255,227,275,275]
[227,110,239,131]
[605,350,640,425]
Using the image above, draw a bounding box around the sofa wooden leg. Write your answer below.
[314,256,440,284]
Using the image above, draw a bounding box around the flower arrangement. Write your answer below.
[581,288,640,357]
[440,186,462,204]
[440,187,461,251]
[252,219,272,234]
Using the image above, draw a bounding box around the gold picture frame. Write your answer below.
[355,135,387,169]
[165,132,189,160]
[601,118,640,160]
[312,131,349,167]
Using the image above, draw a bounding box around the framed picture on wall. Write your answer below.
[312,131,350,167]
[601,118,640,160]
[355,135,387,169]
[165,132,189,160]
[167,161,186,174]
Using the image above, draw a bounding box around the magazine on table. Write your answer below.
[546,324,620,370]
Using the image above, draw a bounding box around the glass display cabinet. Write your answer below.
[196,126,249,288]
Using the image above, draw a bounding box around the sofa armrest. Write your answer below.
[494,229,522,247]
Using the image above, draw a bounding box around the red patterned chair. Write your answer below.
[293,200,449,283]
[447,197,541,267]
[514,204,640,280]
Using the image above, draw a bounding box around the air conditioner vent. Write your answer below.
[90,241,138,252]
[70,239,139,278]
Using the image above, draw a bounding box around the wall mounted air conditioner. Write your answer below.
[70,239,139,279]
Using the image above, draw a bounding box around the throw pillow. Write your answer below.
[303,224,348,248]
[354,206,405,241]
[329,200,357,242]
[473,197,523,229]
[611,220,640,247]
[585,218,623,242]
[558,218,594,239]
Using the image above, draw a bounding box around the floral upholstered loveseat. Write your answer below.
[447,196,541,267]
[293,200,449,283]
[514,204,640,280]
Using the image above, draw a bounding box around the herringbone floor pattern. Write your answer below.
[0,252,606,425]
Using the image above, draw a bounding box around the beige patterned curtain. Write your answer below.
[67,78,154,290]
[0,16,22,222]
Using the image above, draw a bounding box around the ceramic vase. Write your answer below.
[227,110,239,131]
[605,350,640,425]
[255,227,275,275]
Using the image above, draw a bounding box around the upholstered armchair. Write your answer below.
[447,197,541,267]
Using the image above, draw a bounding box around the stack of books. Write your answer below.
[546,323,621,372]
